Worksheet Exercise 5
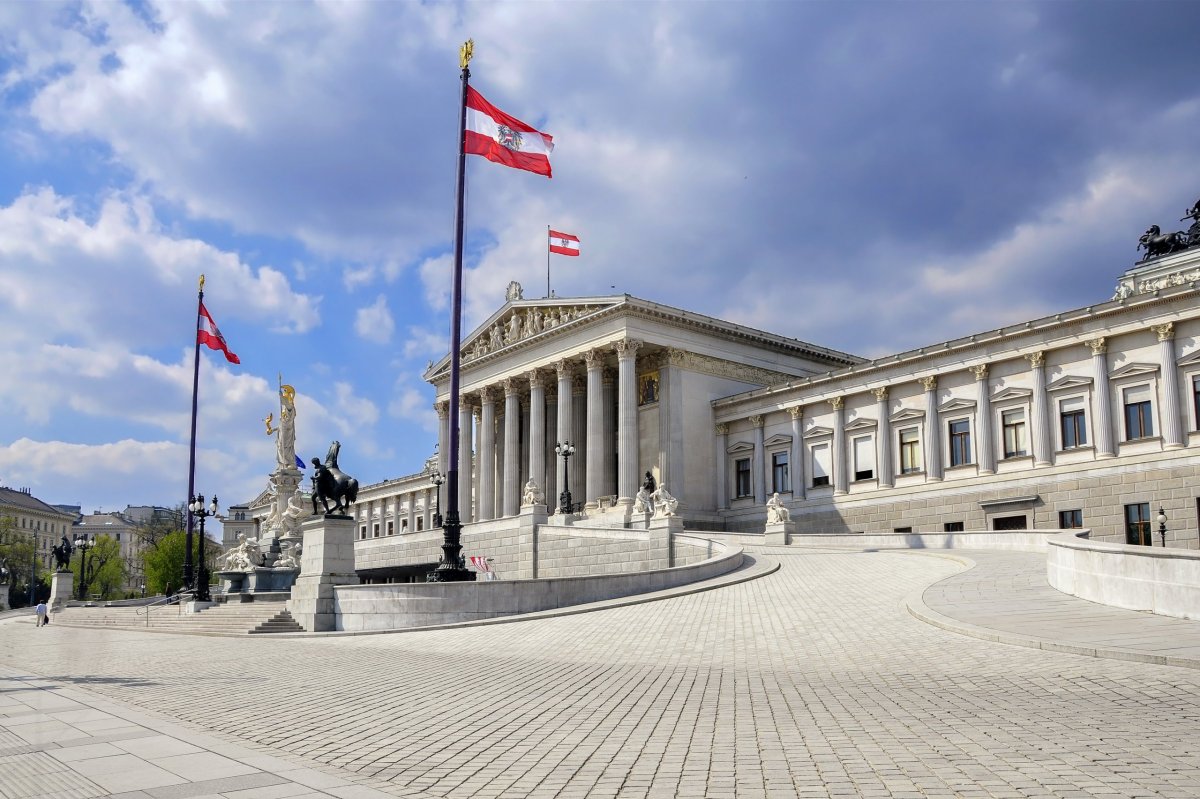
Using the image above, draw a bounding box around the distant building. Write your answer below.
[0,486,78,573]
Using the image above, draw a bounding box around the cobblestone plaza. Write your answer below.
[2,545,1200,798]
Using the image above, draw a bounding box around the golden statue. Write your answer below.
[460,39,474,69]
[264,413,276,436]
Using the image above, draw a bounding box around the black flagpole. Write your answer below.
[183,274,203,592]
[428,40,476,582]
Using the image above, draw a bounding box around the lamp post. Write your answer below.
[556,441,577,514]
[1157,506,1167,548]
[73,534,96,601]
[431,471,444,529]
[189,494,218,603]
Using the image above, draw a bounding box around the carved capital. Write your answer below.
[1087,337,1107,356]
[555,358,574,379]
[749,415,764,429]
[829,396,844,410]
[502,377,521,398]
[969,364,989,381]
[525,368,544,389]
[715,423,729,436]
[434,401,449,418]
[1155,322,1175,342]
[1026,351,1045,369]
[667,348,689,367]
[614,338,643,358]
[584,349,604,369]
[788,405,803,420]
[479,386,494,404]
[919,376,937,392]
[871,387,889,402]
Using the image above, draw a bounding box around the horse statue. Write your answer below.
[1137,224,1187,261]
[311,440,359,515]
[1180,199,1200,250]
[51,535,73,572]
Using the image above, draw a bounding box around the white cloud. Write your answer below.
[354,294,395,344]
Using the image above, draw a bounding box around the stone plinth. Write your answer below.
[648,514,683,570]
[48,571,72,611]
[288,515,358,632]
[519,503,548,579]
[764,521,795,546]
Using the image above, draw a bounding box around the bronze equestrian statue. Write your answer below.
[311,440,359,515]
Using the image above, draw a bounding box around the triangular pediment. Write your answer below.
[727,440,755,455]
[991,386,1033,402]
[804,425,834,439]
[1178,349,1200,367]
[1046,375,1093,393]
[763,433,792,448]
[1109,362,1160,380]
[890,408,926,423]
[939,398,977,414]
[843,417,878,432]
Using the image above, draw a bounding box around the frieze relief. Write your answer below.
[460,303,610,363]
[658,349,797,388]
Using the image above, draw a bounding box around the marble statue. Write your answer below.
[280,490,308,535]
[506,312,522,343]
[274,384,297,469]
[274,540,301,570]
[489,324,503,350]
[633,485,652,514]
[521,479,546,507]
[765,493,791,524]
[221,533,261,572]
[651,484,679,518]
[506,280,524,301]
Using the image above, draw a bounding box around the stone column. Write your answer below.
[873,389,892,488]
[527,369,546,491]
[715,423,728,510]
[789,406,806,500]
[921,376,942,481]
[585,350,605,505]
[602,368,617,497]
[406,492,415,534]
[831,397,847,496]
[751,415,765,504]
[423,488,433,531]
[435,400,449,519]
[1090,338,1115,458]
[972,365,994,475]
[1157,323,1184,449]
[572,374,587,505]
[477,387,496,521]
[503,378,521,516]
[615,339,642,500]
[544,388,558,506]
[458,400,474,523]
[555,360,574,507]
[1028,351,1052,466]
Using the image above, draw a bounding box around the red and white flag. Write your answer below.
[197,301,240,365]
[468,556,492,573]
[465,86,554,177]
[548,229,580,257]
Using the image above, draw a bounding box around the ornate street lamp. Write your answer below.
[189,494,219,603]
[1157,506,1168,548]
[556,441,577,514]
[430,470,445,529]
[73,533,96,601]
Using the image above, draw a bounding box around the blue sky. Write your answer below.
[2,0,1200,524]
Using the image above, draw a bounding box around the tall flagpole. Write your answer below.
[428,40,476,582]
[546,224,551,298]
[183,274,204,592]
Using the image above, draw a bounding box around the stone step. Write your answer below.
[249,609,306,634]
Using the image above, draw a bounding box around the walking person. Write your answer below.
[35,601,47,627]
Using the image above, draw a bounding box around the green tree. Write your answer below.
[143,530,188,595]
[73,534,124,601]
[0,514,41,608]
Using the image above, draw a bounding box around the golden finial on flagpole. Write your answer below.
[199,274,205,291]
[460,39,474,69]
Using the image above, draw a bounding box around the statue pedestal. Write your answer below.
[288,515,358,632]
[648,514,683,570]
[48,571,73,611]
[764,521,795,546]
[518,503,548,579]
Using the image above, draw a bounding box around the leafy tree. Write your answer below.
[73,534,124,601]
[134,504,186,552]
[0,514,41,608]
[141,528,222,596]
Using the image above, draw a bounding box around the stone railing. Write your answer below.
[784,530,1057,553]
[1047,530,1200,621]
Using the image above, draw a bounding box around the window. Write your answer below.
[893,526,913,533]
[115,533,121,542]
[1194,375,1200,430]
[993,515,1027,531]
[943,521,964,532]
[949,419,972,467]
[387,521,394,536]
[1060,397,1088,449]
[735,458,752,497]
[373,523,380,538]
[1059,509,1083,529]
[360,526,367,540]
[811,443,831,487]
[852,435,874,481]
[1125,502,1151,546]
[401,519,408,532]
[771,452,790,493]
[416,517,424,531]
[1002,409,1027,458]
[1123,385,1154,440]
[899,428,921,474]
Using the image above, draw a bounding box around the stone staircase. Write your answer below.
[53,601,305,635]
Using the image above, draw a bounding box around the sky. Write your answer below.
[2,0,1200,528]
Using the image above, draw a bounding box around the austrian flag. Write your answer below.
[465,86,554,177]
[549,230,580,257]
[197,301,240,365]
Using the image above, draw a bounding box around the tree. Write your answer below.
[134,504,186,552]
[0,514,41,608]
[141,528,222,596]
[73,534,124,601]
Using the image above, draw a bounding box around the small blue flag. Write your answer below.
[296,455,306,469]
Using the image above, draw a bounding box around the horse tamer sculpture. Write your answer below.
[311,440,360,515]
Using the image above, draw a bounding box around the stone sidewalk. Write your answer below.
[2,545,1199,798]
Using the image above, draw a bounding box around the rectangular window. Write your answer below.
[735,458,752,498]
[115,533,121,542]
[387,521,394,536]
[949,419,972,467]
[1002,409,1027,458]
[360,526,367,540]
[373,523,380,538]
[899,428,921,474]
[416,517,424,531]
[993,515,1027,531]
[771,451,790,493]
[1194,375,1200,430]
[1059,509,1083,529]
[893,526,913,533]
[1125,502,1151,546]
[401,519,408,531]
[943,521,964,532]
[852,435,874,481]
[1123,385,1154,440]
[811,443,831,487]
[1060,397,1088,449]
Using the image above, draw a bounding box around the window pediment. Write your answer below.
[1109,362,1160,380]
[1046,375,1094,393]
[727,441,755,455]
[1178,350,1200,367]
[763,434,792,448]
[843,417,878,432]
[804,425,834,440]
[991,386,1032,403]
[890,408,925,423]
[938,398,977,414]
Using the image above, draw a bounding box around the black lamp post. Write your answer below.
[556,441,577,514]
[189,494,218,603]
[431,470,444,529]
[1157,506,1167,548]
[73,534,96,601]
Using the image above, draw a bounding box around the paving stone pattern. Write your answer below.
[3,548,1200,798]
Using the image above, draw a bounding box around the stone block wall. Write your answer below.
[536,527,651,578]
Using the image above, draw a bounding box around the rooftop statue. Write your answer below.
[1137,195,1200,262]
